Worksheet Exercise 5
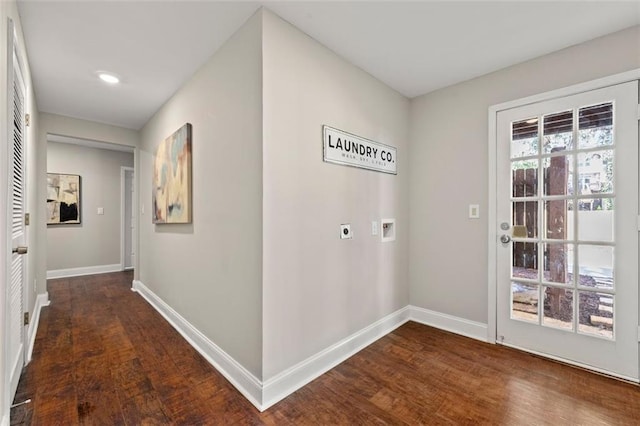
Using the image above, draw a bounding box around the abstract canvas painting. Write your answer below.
[47,173,81,224]
[153,123,192,223]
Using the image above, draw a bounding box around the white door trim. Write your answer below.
[487,68,640,344]
[120,166,134,271]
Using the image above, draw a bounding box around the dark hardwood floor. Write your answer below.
[10,271,640,424]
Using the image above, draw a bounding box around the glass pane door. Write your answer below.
[496,81,638,381]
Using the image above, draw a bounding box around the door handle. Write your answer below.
[500,235,511,244]
[12,246,28,255]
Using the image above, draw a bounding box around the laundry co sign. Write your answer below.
[323,125,397,175]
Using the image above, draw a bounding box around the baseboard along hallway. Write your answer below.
[10,271,640,424]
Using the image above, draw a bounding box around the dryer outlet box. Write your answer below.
[381,218,396,242]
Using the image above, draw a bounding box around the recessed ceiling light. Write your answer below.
[97,72,120,84]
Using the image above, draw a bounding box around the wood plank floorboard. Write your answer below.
[10,271,640,425]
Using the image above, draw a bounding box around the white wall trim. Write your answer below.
[410,305,488,342]
[129,280,493,412]
[120,166,134,271]
[26,293,50,362]
[487,68,640,344]
[261,306,411,410]
[46,263,121,279]
[119,167,125,270]
[132,280,263,409]
[487,103,498,344]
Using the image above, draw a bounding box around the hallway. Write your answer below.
[11,272,640,424]
[11,271,262,424]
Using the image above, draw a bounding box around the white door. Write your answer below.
[7,48,27,400]
[496,81,639,380]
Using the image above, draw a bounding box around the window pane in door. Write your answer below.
[512,160,538,197]
[512,242,538,280]
[578,199,613,242]
[578,291,613,339]
[512,118,539,158]
[544,200,574,240]
[578,245,614,290]
[543,155,573,196]
[512,282,539,323]
[578,150,614,195]
[578,103,613,149]
[543,243,573,284]
[543,110,573,153]
[543,287,573,330]
[512,201,538,238]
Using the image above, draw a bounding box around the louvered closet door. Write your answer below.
[8,49,27,400]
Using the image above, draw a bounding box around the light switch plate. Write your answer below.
[469,204,480,219]
[97,207,104,215]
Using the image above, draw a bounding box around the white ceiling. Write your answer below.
[17,1,640,130]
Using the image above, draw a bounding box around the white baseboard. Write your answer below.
[47,263,122,279]
[261,305,411,410]
[409,305,488,342]
[130,281,489,412]
[132,280,263,408]
[27,292,50,362]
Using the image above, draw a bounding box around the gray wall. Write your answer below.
[46,142,133,271]
[262,10,410,380]
[409,25,640,324]
[139,11,264,378]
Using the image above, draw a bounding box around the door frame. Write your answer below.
[488,68,640,344]
[120,166,134,271]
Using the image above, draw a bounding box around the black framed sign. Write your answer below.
[323,125,397,175]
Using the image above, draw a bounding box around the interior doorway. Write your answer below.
[46,134,136,278]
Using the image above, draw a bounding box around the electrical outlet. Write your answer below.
[340,224,352,239]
